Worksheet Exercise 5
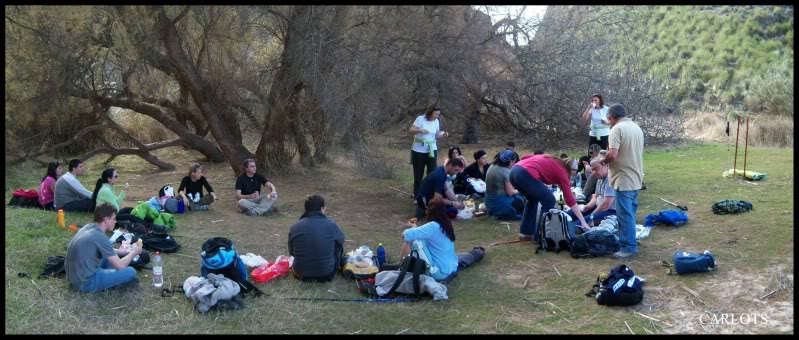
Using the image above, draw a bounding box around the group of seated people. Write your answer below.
[57,142,612,293]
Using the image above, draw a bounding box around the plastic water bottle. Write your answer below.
[376,243,386,267]
[152,251,163,287]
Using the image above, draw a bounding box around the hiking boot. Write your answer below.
[245,208,260,216]
[612,251,637,260]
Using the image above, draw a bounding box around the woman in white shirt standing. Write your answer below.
[581,94,610,150]
[409,106,449,197]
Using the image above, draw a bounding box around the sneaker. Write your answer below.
[612,251,637,260]
[245,208,259,216]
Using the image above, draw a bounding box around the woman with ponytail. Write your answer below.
[90,168,132,214]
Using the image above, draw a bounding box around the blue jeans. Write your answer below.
[509,166,555,239]
[485,194,524,220]
[615,190,639,254]
[79,259,138,293]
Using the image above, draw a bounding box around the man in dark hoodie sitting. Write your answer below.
[288,195,346,282]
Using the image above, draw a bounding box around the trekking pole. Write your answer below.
[743,116,749,178]
[733,116,740,179]
[489,239,531,246]
[387,185,414,198]
[281,297,418,303]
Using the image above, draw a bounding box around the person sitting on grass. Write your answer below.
[399,197,458,282]
[415,158,465,219]
[39,161,62,210]
[288,195,346,283]
[569,159,615,226]
[54,159,94,212]
[65,203,142,293]
[90,168,132,215]
[484,150,525,220]
[235,158,278,216]
[178,163,217,211]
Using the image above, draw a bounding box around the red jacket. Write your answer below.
[514,155,576,207]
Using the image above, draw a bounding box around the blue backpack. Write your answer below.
[200,237,262,296]
[673,250,716,275]
[644,210,688,227]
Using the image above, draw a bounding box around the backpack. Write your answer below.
[8,189,42,209]
[570,229,621,258]
[535,209,574,254]
[159,185,175,199]
[587,264,644,306]
[712,199,753,215]
[673,250,716,275]
[200,237,262,296]
[358,249,428,298]
[39,256,66,279]
[140,232,181,253]
[153,212,176,230]
[644,210,688,227]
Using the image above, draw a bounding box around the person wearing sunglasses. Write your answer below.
[90,168,132,215]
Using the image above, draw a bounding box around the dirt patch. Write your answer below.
[656,264,794,334]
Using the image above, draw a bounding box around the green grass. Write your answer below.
[4,143,793,334]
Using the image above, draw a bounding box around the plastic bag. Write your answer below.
[347,245,374,258]
[251,255,293,284]
[240,253,269,268]
[467,178,486,193]
[457,206,475,220]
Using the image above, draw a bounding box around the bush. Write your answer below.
[744,60,794,117]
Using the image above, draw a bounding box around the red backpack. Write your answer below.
[8,189,41,208]
[12,189,39,199]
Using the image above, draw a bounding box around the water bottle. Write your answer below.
[152,251,163,287]
[376,243,386,267]
[57,209,65,229]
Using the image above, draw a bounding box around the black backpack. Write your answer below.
[140,232,181,253]
[586,264,644,306]
[536,209,574,254]
[39,256,66,279]
[570,230,621,258]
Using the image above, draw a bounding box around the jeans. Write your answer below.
[238,196,277,215]
[411,150,438,197]
[62,198,93,212]
[615,190,639,254]
[78,259,138,293]
[189,195,215,210]
[485,194,525,220]
[509,166,555,239]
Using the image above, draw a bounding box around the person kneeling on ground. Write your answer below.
[569,159,615,227]
[399,197,458,282]
[235,158,278,216]
[415,158,465,219]
[178,163,217,211]
[288,195,345,282]
[66,204,142,293]
[484,150,525,220]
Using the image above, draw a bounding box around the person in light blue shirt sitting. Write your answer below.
[398,197,458,282]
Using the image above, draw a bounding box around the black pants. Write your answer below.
[61,199,92,212]
[411,150,438,197]
[588,135,609,150]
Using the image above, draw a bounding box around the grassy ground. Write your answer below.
[4,142,793,334]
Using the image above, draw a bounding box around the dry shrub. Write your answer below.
[116,109,175,144]
[683,111,793,147]
[350,138,401,179]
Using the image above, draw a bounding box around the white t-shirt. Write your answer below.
[589,105,611,137]
[411,115,440,154]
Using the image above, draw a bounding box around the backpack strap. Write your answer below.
[411,250,425,297]
[385,250,413,296]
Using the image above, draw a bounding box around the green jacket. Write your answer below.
[96,183,126,212]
